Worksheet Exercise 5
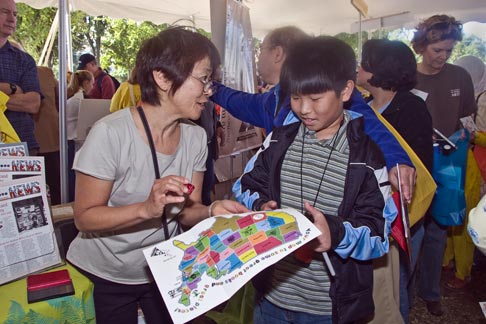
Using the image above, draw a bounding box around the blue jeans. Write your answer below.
[417,213,448,302]
[254,296,332,324]
[399,221,425,323]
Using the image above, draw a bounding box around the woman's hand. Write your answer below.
[143,175,192,219]
[388,164,415,204]
[304,202,331,253]
[209,200,250,217]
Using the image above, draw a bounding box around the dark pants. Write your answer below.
[39,151,61,205]
[418,211,448,302]
[78,268,172,324]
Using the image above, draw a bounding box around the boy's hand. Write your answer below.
[304,202,331,252]
[260,200,278,211]
[211,200,249,216]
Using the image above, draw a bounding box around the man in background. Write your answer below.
[77,53,116,99]
[0,0,41,155]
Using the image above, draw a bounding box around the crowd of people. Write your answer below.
[1,0,486,322]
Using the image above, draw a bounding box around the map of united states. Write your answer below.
[173,210,301,306]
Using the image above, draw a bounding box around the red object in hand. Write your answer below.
[185,183,195,195]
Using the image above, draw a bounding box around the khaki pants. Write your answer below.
[368,241,404,324]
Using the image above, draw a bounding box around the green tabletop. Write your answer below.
[0,263,95,323]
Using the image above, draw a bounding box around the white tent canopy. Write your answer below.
[18,0,486,38]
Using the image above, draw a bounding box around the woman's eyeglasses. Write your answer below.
[190,74,216,95]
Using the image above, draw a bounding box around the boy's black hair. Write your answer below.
[279,36,356,100]
[361,39,417,92]
[136,26,221,106]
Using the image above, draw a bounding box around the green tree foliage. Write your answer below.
[450,34,486,63]
[336,28,486,64]
[12,4,486,82]
[103,20,169,80]
[14,4,57,66]
[71,12,110,65]
[335,30,390,59]
[14,5,169,80]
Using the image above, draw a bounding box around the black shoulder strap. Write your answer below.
[96,71,107,91]
[477,90,486,104]
[136,106,169,239]
[137,106,160,178]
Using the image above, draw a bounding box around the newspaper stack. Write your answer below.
[0,142,62,285]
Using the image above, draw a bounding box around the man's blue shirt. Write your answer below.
[0,41,41,150]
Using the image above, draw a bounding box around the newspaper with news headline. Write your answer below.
[0,155,62,285]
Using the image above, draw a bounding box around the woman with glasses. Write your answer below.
[411,14,477,317]
[66,27,248,324]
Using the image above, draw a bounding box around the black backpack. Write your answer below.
[97,69,121,92]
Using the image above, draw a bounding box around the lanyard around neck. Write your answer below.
[137,106,169,239]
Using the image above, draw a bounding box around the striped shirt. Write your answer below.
[265,110,350,315]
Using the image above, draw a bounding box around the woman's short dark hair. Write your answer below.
[361,39,417,92]
[411,15,463,54]
[280,36,356,99]
[136,27,221,106]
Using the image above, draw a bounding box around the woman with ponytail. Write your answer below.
[66,70,94,201]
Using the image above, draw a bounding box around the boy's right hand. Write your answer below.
[304,202,331,253]
[260,200,278,211]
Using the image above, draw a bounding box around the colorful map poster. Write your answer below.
[143,208,321,324]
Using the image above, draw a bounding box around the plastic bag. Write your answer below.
[431,130,469,226]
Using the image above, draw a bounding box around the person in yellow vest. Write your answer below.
[109,68,141,113]
[0,91,20,143]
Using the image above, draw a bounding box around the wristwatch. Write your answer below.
[9,83,17,95]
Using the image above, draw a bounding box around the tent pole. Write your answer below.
[358,12,362,64]
[58,0,69,203]
[38,10,58,66]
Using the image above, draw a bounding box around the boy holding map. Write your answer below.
[233,36,396,323]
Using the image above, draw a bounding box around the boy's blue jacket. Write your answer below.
[211,82,412,170]
[233,115,396,323]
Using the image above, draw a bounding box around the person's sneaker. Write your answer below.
[426,300,444,316]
